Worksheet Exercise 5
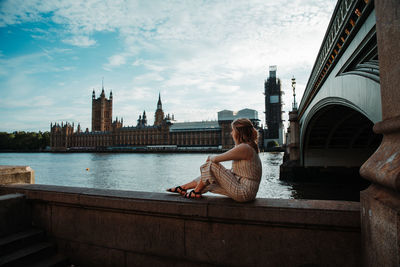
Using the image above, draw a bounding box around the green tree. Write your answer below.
[0,131,50,151]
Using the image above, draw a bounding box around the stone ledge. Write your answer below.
[0,166,35,185]
[0,184,360,230]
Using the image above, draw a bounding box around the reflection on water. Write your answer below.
[0,152,364,200]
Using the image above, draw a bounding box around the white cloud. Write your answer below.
[133,73,164,83]
[62,35,96,47]
[107,54,126,66]
[0,0,337,131]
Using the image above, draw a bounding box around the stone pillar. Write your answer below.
[359,1,400,266]
[288,110,300,162]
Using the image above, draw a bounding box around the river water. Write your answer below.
[0,152,363,200]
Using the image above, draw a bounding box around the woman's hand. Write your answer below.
[210,156,217,163]
[207,155,218,163]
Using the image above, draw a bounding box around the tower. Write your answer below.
[137,111,148,127]
[142,111,147,126]
[91,82,113,132]
[264,66,283,145]
[154,93,165,126]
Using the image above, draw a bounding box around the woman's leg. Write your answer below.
[167,177,199,194]
[180,179,198,190]
[200,161,247,201]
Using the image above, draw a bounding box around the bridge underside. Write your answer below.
[303,105,382,167]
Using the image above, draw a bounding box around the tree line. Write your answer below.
[0,131,50,151]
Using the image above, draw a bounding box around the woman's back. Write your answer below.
[232,145,262,182]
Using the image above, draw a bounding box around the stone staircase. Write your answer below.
[0,193,69,267]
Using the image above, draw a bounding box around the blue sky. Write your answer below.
[0,0,336,132]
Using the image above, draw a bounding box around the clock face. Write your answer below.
[270,95,279,103]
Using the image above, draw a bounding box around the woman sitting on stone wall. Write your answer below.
[167,118,262,202]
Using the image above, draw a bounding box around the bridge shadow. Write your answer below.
[283,104,382,201]
[303,104,382,167]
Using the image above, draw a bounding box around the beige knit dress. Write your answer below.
[197,145,262,202]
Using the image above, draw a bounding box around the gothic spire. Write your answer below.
[101,77,105,97]
[157,92,162,110]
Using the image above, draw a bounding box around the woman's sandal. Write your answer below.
[166,186,187,195]
[184,190,202,199]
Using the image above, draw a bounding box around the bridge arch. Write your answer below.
[300,98,381,167]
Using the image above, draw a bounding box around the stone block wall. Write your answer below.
[0,166,34,185]
[0,184,361,267]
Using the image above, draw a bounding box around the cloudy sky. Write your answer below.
[0,0,336,132]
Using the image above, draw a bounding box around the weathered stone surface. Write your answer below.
[185,220,360,267]
[361,0,400,191]
[375,0,400,119]
[359,1,400,265]
[207,198,360,228]
[56,239,125,267]
[361,184,400,266]
[0,193,31,237]
[0,166,34,185]
[50,205,185,258]
[0,184,361,266]
[31,201,52,234]
[126,252,212,267]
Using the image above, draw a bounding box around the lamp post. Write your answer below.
[291,76,297,111]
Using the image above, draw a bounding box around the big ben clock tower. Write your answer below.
[264,66,283,145]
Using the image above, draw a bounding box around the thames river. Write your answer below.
[0,152,363,200]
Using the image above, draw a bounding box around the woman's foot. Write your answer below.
[184,190,202,199]
[166,186,187,195]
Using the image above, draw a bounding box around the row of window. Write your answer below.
[51,131,227,147]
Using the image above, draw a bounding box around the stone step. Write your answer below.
[0,242,55,266]
[0,194,31,237]
[29,253,70,267]
[0,229,44,256]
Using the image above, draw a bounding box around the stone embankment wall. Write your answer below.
[0,166,361,266]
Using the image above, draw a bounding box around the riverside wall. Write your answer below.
[0,166,361,266]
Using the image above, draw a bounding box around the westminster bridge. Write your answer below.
[282,0,400,265]
[282,0,381,173]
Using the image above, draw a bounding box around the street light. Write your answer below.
[291,76,297,111]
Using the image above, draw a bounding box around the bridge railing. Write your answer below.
[298,0,374,118]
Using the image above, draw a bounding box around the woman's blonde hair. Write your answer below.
[231,118,259,153]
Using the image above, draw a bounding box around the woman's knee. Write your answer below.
[211,161,227,173]
[200,161,211,168]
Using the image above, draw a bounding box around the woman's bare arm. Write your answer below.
[210,143,253,163]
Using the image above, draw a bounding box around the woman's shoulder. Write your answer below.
[235,143,250,149]
[236,143,255,158]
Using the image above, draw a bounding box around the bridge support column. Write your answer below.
[288,110,300,161]
[280,110,300,180]
[359,0,400,266]
[279,110,309,181]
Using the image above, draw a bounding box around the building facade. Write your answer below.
[264,65,283,147]
[50,90,261,151]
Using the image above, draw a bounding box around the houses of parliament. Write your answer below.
[50,85,261,151]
